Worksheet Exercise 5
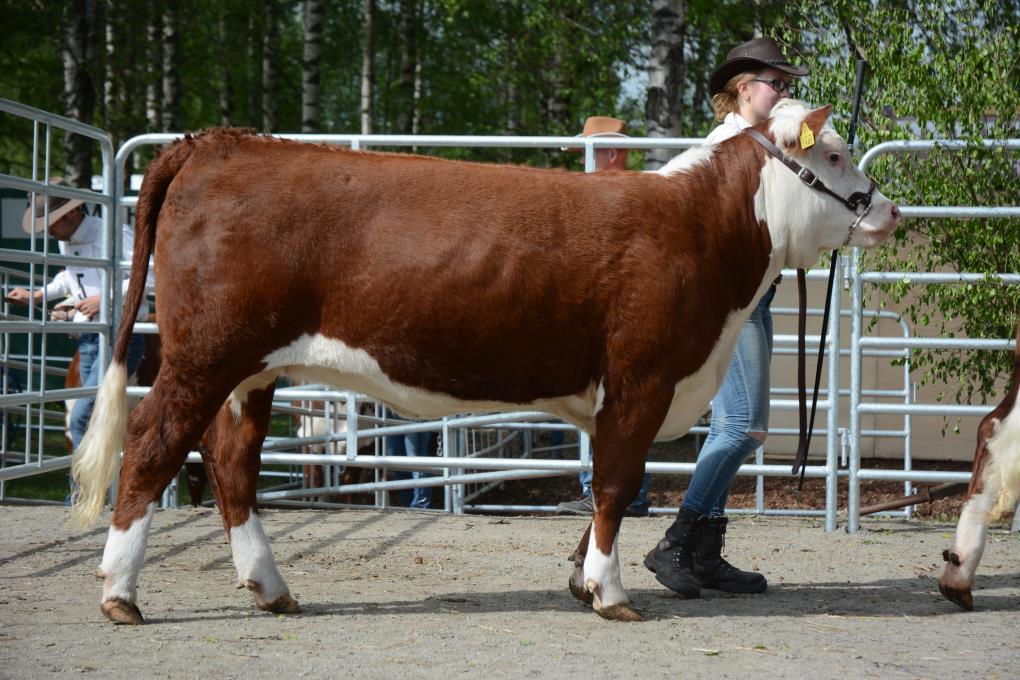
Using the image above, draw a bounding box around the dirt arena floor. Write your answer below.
[3,506,1020,679]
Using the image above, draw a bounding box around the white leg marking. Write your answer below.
[946,488,995,589]
[229,512,290,605]
[984,408,1020,519]
[99,503,156,604]
[583,527,628,610]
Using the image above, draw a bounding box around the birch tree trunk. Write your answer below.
[301,0,323,132]
[644,0,685,170]
[395,0,417,134]
[262,0,279,132]
[145,0,162,131]
[247,10,261,126]
[218,4,234,127]
[412,59,422,135]
[501,3,518,136]
[102,0,115,130]
[545,43,569,134]
[63,0,97,187]
[161,1,181,131]
[360,0,375,135]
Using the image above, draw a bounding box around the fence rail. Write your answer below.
[2,98,1017,533]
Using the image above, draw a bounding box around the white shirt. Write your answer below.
[43,213,154,322]
[703,112,752,146]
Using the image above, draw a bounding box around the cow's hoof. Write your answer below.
[257,592,301,614]
[938,580,973,611]
[569,577,594,606]
[101,598,145,625]
[595,602,643,622]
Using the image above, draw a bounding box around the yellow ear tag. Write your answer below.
[799,122,815,150]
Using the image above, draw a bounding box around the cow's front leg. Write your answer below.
[204,381,299,614]
[939,486,995,611]
[577,389,670,622]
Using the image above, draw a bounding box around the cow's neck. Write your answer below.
[669,138,779,312]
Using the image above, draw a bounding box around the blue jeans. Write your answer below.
[69,333,145,449]
[386,426,433,510]
[682,285,775,517]
[579,460,652,514]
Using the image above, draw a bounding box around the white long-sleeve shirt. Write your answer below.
[42,214,154,322]
[703,112,752,146]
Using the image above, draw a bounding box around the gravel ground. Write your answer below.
[2,506,1020,679]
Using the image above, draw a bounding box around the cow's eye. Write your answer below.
[827,152,842,165]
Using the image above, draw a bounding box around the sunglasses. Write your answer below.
[752,78,793,94]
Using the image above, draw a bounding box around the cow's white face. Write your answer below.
[762,100,900,269]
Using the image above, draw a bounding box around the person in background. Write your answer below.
[385,409,434,509]
[643,37,807,598]
[554,115,652,519]
[9,177,149,452]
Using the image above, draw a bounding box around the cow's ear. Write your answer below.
[789,104,833,155]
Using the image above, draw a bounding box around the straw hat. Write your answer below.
[21,177,85,233]
[564,116,628,152]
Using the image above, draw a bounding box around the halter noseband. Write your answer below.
[742,128,876,247]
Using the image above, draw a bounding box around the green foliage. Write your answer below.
[780,0,1020,406]
[3,0,1017,408]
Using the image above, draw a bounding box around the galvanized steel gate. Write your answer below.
[1,98,1017,533]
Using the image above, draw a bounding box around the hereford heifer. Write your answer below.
[939,320,1020,610]
[71,99,899,625]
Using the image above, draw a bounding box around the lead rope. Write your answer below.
[792,254,838,486]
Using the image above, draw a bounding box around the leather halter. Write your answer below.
[742,127,876,247]
[742,126,878,483]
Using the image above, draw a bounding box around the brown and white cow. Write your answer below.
[939,321,1020,610]
[71,100,899,624]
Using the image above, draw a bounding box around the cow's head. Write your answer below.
[760,100,900,269]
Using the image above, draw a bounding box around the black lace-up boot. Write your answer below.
[693,516,767,594]
[643,507,702,598]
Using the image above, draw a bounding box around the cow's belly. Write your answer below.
[236,333,602,432]
[654,294,763,442]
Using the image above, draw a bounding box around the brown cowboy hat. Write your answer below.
[21,177,86,234]
[708,37,808,97]
[563,116,628,152]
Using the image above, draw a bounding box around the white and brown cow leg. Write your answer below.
[580,395,667,622]
[939,487,995,611]
[568,522,594,606]
[97,379,208,625]
[205,382,299,615]
[938,434,995,615]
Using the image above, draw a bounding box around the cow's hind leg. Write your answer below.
[568,523,594,605]
[97,377,218,625]
[203,379,299,614]
[579,391,670,622]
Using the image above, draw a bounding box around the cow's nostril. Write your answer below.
[891,205,901,220]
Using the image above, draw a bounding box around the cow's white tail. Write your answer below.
[69,361,129,528]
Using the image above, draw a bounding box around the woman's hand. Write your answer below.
[75,294,101,320]
[6,288,41,305]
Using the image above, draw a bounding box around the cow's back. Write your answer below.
[152,133,729,409]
